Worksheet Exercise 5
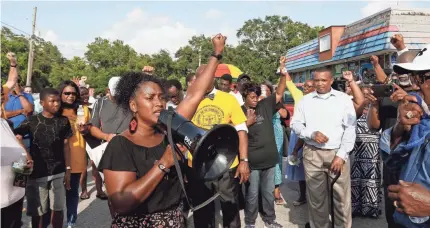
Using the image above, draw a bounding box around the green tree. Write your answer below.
[235,15,323,82]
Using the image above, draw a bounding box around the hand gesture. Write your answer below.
[391,34,405,49]
[388,180,430,217]
[330,156,345,175]
[311,131,329,144]
[396,95,423,135]
[365,89,379,106]
[212,33,227,55]
[235,160,250,184]
[390,83,408,102]
[72,77,80,86]
[279,56,287,65]
[370,55,379,66]
[6,52,17,65]
[246,109,257,126]
[142,66,154,75]
[342,71,354,83]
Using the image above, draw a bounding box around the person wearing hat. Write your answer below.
[379,44,430,228]
[367,49,423,227]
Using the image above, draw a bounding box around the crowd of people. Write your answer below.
[1,33,430,228]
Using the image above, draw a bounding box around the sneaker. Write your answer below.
[244,225,256,228]
[264,221,283,228]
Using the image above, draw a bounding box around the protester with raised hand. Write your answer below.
[241,61,287,228]
[1,52,19,119]
[98,34,226,227]
[380,44,430,228]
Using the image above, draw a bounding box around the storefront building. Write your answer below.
[285,7,430,86]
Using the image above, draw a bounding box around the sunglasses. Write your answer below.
[63,92,77,96]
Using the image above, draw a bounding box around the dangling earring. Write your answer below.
[129,112,138,134]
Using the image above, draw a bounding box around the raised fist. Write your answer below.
[342,71,354,83]
[142,66,154,75]
[212,34,227,54]
[279,56,287,65]
[6,52,17,65]
[370,55,379,66]
[391,34,405,50]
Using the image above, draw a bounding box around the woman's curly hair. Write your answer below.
[114,72,165,111]
[240,81,261,98]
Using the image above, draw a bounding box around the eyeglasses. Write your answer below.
[63,92,77,96]
[303,84,314,89]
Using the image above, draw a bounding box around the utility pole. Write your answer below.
[26,7,37,86]
[198,46,202,67]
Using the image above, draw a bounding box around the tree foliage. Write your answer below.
[1,15,323,92]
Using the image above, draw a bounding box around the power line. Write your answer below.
[0,21,31,36]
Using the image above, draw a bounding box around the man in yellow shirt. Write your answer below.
[1,52,19,120]
[187,64,249,228]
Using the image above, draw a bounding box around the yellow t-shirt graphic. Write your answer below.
[188,89,247,169]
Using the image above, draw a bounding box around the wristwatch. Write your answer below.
[154,160,170,173]
[10,64,17,68]
[211,52,223,61]
[240,158,249,162]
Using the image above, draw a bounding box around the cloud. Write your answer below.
[40,29,87,59]
[101,8,197,55]
[360,1,413,17]
[205,9,222,19]
[40,8,236,59]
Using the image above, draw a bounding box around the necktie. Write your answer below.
[205,93,215,100]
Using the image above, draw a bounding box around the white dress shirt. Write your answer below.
[291,89,357,161]
[397,47,409,56]
[230,91,244,106]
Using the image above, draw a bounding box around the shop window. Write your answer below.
[319,34,331,52]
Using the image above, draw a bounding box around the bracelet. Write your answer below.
[10,64,17,68]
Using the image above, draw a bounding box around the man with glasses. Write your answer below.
[368,50,421,228]
[379,44,430,228]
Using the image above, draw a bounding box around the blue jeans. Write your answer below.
[66,173,81,225]
[244,167,276,225]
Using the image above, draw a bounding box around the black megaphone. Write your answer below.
[157,108,239,181]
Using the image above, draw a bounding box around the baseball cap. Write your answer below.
[108,76,121,96]
[237,73,251,82]
[393,44,430,74]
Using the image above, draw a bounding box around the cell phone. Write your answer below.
[371,84,394,97]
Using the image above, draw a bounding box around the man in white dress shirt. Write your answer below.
[291,67,357,228]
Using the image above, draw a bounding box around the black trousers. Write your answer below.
[187,167,241,228]
[1,197,24,228]
[383,166,405,228]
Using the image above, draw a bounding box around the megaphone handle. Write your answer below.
[166,110,220,212]
[172,144,186,163]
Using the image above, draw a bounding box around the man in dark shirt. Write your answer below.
[15,88,72,228]
[241,67,287,228]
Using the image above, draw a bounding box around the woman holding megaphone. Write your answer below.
[98,34,227,227]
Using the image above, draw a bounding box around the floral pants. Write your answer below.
[111,205,185,228]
